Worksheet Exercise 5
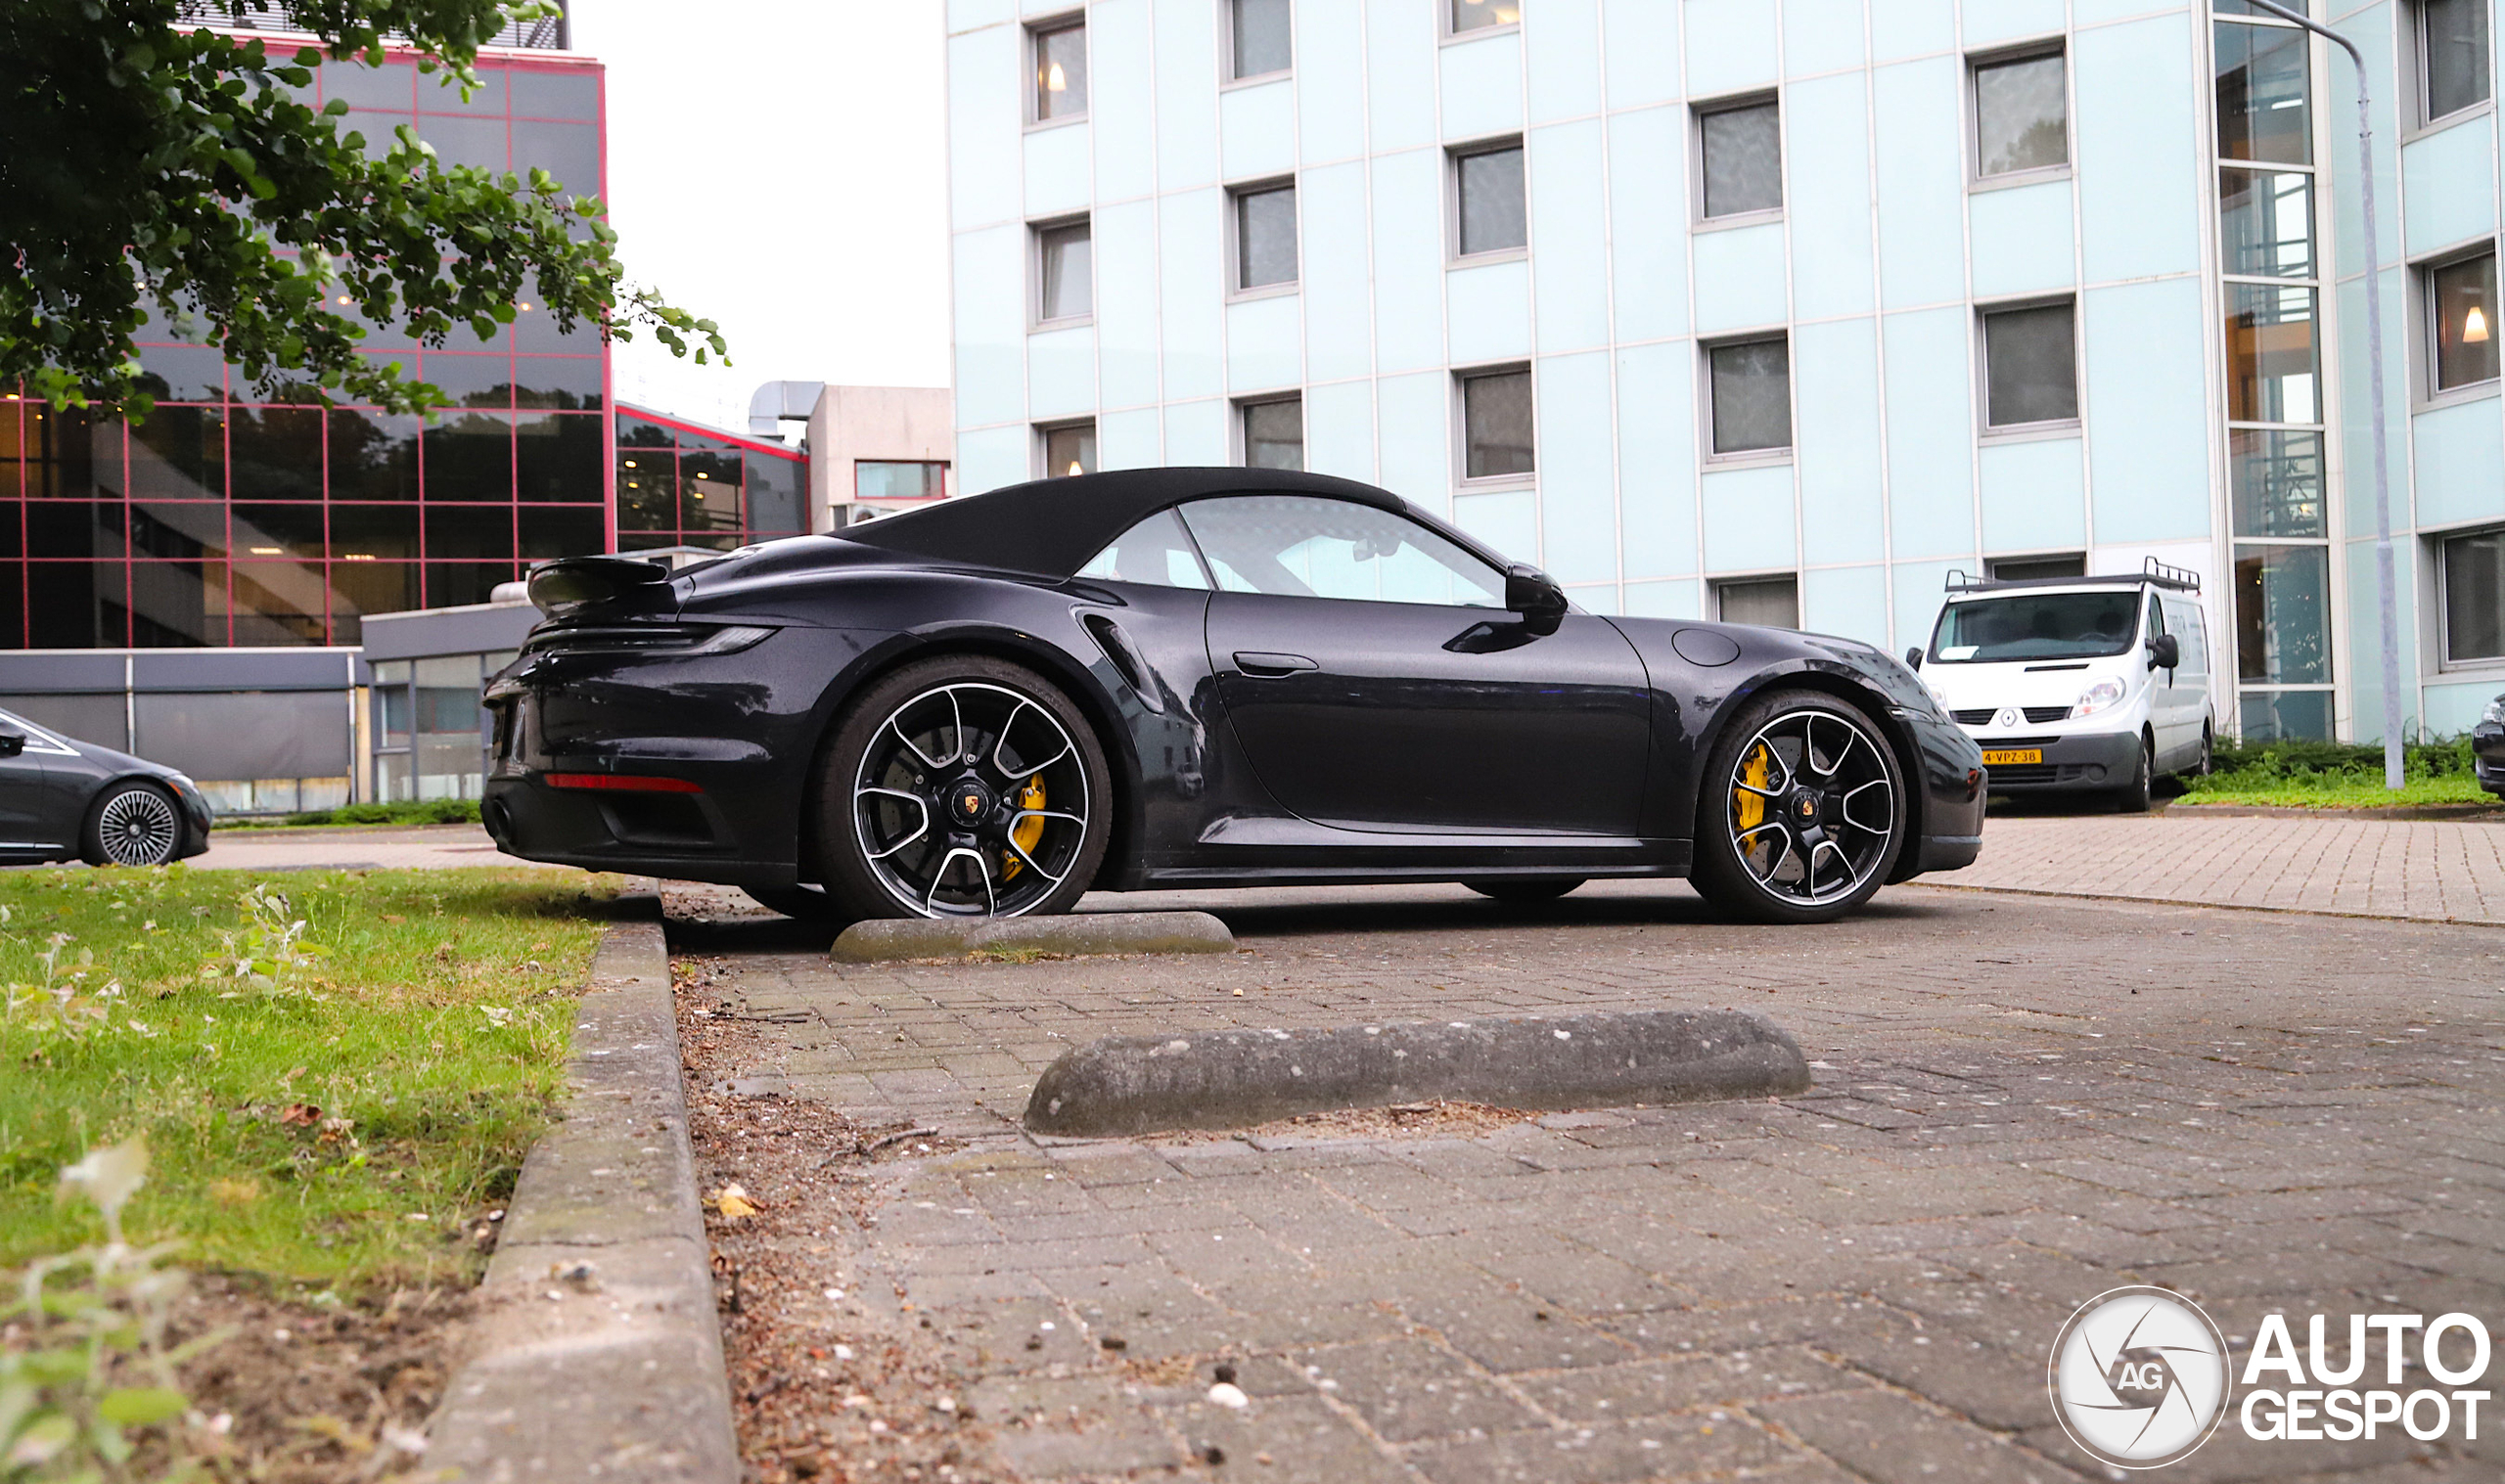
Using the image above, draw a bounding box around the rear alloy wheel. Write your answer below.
[1463,877,1585,904]
[85,782,182,868]
[1689,691,1906,924]
[815,657,1112,921]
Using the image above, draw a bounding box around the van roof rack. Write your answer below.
[1945,557,2201,595]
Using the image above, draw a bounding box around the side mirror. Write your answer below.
[1504,563,1569,636]
[1903,647,1925,670]
[2146,633,2181,671]
[0,733,21,758]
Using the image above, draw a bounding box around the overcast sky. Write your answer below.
[571,0,953,438]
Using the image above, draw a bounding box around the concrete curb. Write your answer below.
[1022,1008,1811,1137]
[831,910,1233,963]
[427,885,738,1484]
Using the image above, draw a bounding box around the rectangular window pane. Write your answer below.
[1035,22,1087,119]
[2444,529,2505,662]
[421,412,515,501]
[1450,0,1517,32]
[856,461,948,500]
[135,343,227,403]
[2423,0,2493,119]
[679,449,742,532]
[519,506,605,562]
[1236,185,1298,289]
[1700,101,1782,217]
[1232,0,1292,78]
[1243,398,1303,471]
[617,452,675,531]
[1717,577,1799,629]
[2229,428,2326,538]
[2216,22,2311,164]
[330,504,421,560]
[1982,302,2078,427]
[1044,423,1096,477]
[228,408,325,502]
[1461,370,1533,478]
[329,410,419,503]
[131,406,225,501]
[231,504,324,560]
[1039,221,1092,320]
[2238,689,2333,742]
[1975,52,2067,176]
[1708,338,1792,455]
[2233,542,2332,684]
[2225,283,2318,423]
[1456,146,1526,255]
[2219,168,2314,277]
[2432,251,2500,391]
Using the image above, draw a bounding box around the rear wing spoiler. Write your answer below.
[1944,557,2201,595]
[525,555,679,618]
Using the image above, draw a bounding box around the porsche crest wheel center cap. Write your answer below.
[948,777,996,826]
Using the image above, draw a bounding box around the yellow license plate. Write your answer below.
[1981,748,2043,766]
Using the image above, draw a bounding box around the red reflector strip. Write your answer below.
[541,772,704,794]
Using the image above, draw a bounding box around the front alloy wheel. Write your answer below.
[1691,692,1906,924]
[88,783,182,868]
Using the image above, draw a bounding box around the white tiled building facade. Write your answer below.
[945,0,2503,742]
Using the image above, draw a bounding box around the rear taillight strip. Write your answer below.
[542,773,705,794]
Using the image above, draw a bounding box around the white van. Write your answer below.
[1909,561,2215,812]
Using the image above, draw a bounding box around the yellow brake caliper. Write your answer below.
[1734,743,1770,841]
[1002,775,1046,878]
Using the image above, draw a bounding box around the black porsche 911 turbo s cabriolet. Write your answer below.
[482,468,1984,924]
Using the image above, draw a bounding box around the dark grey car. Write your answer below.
[0,708,215,867]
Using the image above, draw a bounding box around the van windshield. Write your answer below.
[1929,591,2140,663]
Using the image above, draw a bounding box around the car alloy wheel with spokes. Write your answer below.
[91,783,181,867]
[816,657,1113,921]
[1691,691,1907,924]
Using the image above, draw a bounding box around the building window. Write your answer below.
[1981,299,2078,428]
[1448,0,1517,35]
[1988,554,2086,581]
[1035,218,1092,324]
[1459,367,1533,480]
[1241,396,1303,470]
[856,461,947,501]
[1697,97,1781,219]
[1234,181,1298,291]
[2219,168,2314,278]
[1032,18,1087,121]
[2428,248,2499,392]
[2225,283,2319,423]
[2233,543,2332,684]
[2215,21,2311,164]
[2441,527,2505,664]
[1707,337,1791,456]
[1041,421,1096,478]
[1973,47,2068,177]
[1231,0,1291,79]
[1452,141,1526,257]
[2418,0,2492,123]
[1715,576,1799,629]
[2228,429,2326,538]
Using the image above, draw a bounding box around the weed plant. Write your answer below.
[2181,735,2487,808]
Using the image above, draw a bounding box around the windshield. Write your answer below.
[1929,591,2142,663]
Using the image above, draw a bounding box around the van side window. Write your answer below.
[2168,601,2209,677]
[2144,594,2165,640]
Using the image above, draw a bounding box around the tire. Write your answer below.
[83,781,184,868]
[813,655,1114,921]
[2195,723,2213,778]
[742,883,851,924]
[1463,877,1585,904]
[1688,690,1908,925]
[2114,735,2154,814]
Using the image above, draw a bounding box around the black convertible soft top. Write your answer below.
[837,467,1410,579]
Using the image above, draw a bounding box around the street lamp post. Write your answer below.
[2239,0,2406,790]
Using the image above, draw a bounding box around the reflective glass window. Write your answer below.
[1177,495,1502,607]
[1981,301,2078,427]
[2442,528,2505,662]
[2239,689,2332,741]
[321,58,413,110]
[128,561,222,647]
[328,410,419,502]
[228,408,325,501]
[2225,283,2318,423]
[330,504,421,560]
[130,407,224,501]
[509,67,600,120]
[618,450,676,530]
[856,461,948,500]
[135,344,227,402]
[1717,577,1799,629]
[1038,220,1092,321]
[1450,0,1517,33]
[131,502,224,561]
[512,118,601,198]
[1235,183,1298,290]
[327,561,419,647]
[1243,397,1303,471]
[1077,509,1212,589]
[24,406,105,499]
[520,505,605,561]
[417,113,507,173]
[1455,144,1527,255]
[2233,543,2332,683]
[1034,21,1088,119]
[2215,22,2312,164]
[1043,423,1096,478]
[29,562,129,648]
[743,450,806,534]
[424,351,515,408]
[1461,368,1534,477]
[679,449,743,531]
[1700,101,1782,217]
[230,562,327,645]
[2431,250,2499,391]
[422,413,515,501]
[2219,168,2314,277]
[421,65,504,115]
[513,355,603,409]
[1232,0,1292,77]
[516,413,603,502]
[2228,428,2326,538]
[425,505,516,560]
[28,502,124,560]
[1975,51,2068,177]
[1708,338,1792,455]
[426,563,514,609]
[2421,0,2492,120]
[230,504,324,560]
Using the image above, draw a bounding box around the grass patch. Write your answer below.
[0,866,617,1286]
[2179,735,2494,810]
[222,798,482,830]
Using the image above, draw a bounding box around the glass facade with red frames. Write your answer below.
[615,411,808,551]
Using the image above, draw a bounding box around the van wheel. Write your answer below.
[2195,723,2213,777]
[2114,736,2154,814]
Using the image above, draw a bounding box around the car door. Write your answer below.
[1178,493,1653,836]
[0,714,62,858]
[2142,593,2191,767]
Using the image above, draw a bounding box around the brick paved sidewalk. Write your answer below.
[192,823,551,872]
[672,882,2505,1483]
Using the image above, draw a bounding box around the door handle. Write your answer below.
[1233,651,1318,677]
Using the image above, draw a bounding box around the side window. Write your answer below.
[1076,508,1212,589]
[2145,594,2165,641]
[2168,602,2210,676]
[1174,494,1504,607]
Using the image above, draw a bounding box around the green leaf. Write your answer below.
[97,1388,189,1426]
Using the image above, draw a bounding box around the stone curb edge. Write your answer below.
[1023,1007,1812,1137]
[1916,878,2505,930]
[427,881,738,1484]
[831,909,1234,963]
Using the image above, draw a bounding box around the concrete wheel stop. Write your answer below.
[830,910,1233,963]
[1022,1007,1812,1137]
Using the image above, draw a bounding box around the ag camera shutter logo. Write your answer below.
[2048,1286,2232,1469]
